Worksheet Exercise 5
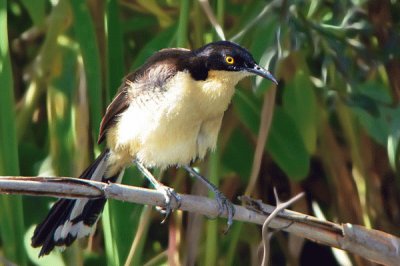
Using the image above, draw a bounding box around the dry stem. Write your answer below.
[0,176,399,265]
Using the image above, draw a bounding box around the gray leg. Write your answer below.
[183,165,235,232]
[135,160,181,222]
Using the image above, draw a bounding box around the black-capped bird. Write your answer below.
[31,41,278,256]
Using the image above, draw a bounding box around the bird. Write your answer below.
[31,40,278,256]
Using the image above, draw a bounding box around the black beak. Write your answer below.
[247,64,278,85]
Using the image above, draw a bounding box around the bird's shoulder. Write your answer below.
[97,48,192,144]
[126,48,193,89]
[98,87,131,144]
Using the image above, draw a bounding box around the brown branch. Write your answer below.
[0,176,399,265]
[245,86,276,196]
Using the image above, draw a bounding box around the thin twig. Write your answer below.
[245,86,277,196]
[0,176,399,265]
[143,250,168,266]
[124,206,152,266]
[198,0,226,40]
[230,0,282,42]
[261,189,305,266]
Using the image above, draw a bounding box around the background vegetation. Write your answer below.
[1,0,400,265]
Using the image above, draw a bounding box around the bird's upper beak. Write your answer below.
[246,64,278,85]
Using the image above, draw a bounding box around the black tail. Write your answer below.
[31,149,122,257]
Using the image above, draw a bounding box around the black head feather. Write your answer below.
[178,41,263,81]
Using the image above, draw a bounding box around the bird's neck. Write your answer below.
[158,71,237,121]
[190,70,248,116]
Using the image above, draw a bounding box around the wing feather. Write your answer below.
[97,86,131,144]
[97,48,190,144]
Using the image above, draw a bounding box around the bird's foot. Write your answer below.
[182,165,236,232]
[214,190,235,233]
[155,185,182,223]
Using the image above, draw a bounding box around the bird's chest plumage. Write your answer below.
[110,71,241,168]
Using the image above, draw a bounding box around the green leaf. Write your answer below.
[122,15,157,32]
[347,93,381,117]
[130,24,177,70]
[353,104,400,171]
[266,107,310,180]
[233,89,309,179]
[348,81,396,154]
[205,152,219,266]
[248,18,278,59]
[136,0,173,27]
[388,133,400,172]
[102,203,121,266]
[47,45,77,176]
[351,106,388,145]
[176,0,190,47]
[283,70,318,154]
[229,1,274,43]
[20,0,46,25]
[248,16,279,95]
[386,106,400,171]
[0,0,19,177]
[105,0,125,98]
[70,0,103,143]
[355,80,393,103]
[103,167,145,266]
[222,128,254,181]
[0,1,26,264]
[233,89,262,134]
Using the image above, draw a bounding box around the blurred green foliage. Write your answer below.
[1,0,400,265]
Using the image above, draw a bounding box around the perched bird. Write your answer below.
[31,40,278,256]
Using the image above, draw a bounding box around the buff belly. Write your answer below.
[105,70,244,170]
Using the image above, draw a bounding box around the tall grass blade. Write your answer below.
[70,0,103,142]
[0,1,26,264]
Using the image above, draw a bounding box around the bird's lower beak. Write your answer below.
[247,64,278,85]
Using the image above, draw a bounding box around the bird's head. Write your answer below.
[191,41,278,85]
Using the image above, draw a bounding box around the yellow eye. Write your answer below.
[225,56,235,64]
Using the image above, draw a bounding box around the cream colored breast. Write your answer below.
[111,70,248,168]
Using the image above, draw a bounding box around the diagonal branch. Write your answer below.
[0,176,399,265]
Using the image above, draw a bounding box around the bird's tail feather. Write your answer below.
[31,149,123,257]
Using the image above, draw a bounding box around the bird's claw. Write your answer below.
[155,186,181,223]
[182,166,235,232]
[214,191,235,233]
